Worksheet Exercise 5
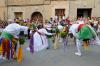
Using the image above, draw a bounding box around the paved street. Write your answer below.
[0,38,100,66]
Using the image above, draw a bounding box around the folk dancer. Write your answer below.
[69,23,98,56]
[0,22,28,61]
[28,25,53,53]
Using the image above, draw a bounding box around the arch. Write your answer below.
[31,12,43,23]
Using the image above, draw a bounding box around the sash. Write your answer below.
[1,32,14,40]
[29,30,44,53]
[78,24,85,32]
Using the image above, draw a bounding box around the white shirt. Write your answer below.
[3,23,28,36]
[76,20,84,24]
[44,24,52,30]
[69,24,80,37]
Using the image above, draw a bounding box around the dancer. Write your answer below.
[0,21,28,60]
[69,23,98,56]
[29,24,53,53]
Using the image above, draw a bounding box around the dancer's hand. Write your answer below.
[52,33,56,35]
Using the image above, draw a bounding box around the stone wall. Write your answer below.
[69,0,100,20]
[0,0,100,21]
[0,0,6,20]
[7,0,49,6]
[7,1,69,22]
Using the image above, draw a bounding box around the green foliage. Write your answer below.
[51,27,59,33]
[60,31,68,38]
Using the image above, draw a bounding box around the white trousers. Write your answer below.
[76,39,82,54]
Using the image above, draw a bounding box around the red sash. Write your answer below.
[78,24,85,32]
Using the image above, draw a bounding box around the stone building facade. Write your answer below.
[0,0,100,22]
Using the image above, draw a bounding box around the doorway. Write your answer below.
[31,12,43,23]
[77,8,92,18]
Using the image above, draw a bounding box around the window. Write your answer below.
[55,9,65,18]
[14,12,23,19]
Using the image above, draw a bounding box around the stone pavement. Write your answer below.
[0,38,100,66]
